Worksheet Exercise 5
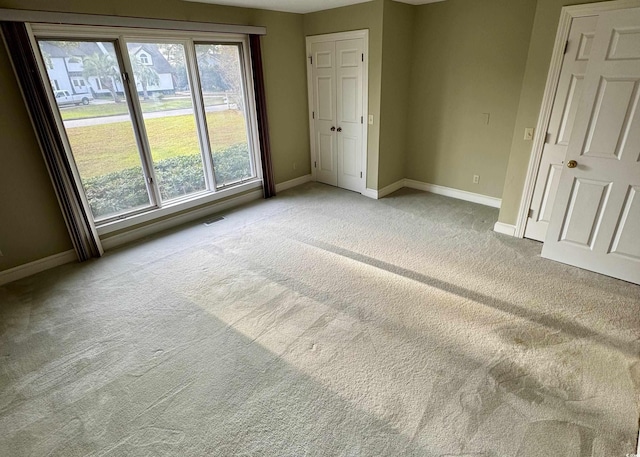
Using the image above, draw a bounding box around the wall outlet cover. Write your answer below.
[524,128,534,140]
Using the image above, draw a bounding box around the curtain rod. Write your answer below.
[0,8,267,35]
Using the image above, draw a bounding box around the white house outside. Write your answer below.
[39,41,176,99]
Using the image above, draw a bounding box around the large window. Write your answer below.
[31,25,261,229]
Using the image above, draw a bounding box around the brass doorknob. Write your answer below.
[567,160,578,168]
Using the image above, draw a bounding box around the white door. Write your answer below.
[542,7,640,285]
[311,41,338,187]
[336,39,364,192]
[525,17,597,241]
[309,36,365,193]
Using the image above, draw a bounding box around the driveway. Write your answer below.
[63,104,235,128]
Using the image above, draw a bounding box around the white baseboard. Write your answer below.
[275,174,312,193]
[493,221,517,237]
[378,179,405,198]
[404,179,502,208]
[361,188,379,199]
[101,189,263,251]
[0,249,77,286]
[361,179,502,207]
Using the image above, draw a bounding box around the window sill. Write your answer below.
[96,179,263,237]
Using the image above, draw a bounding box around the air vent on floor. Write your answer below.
[204,216,225,226]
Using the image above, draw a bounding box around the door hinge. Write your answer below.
[545,132,552,143]
[361,116,363,124]
[360,172,363,178]
[309,55,313,65]
[314,161,317,168]
[361,53,364,62]
[312,111,315,119]
[528,208,534,219]
[564,40,569,55]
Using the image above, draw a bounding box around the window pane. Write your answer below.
[195,44,255,187]
[37,40,152,221]
[127,42,207,202]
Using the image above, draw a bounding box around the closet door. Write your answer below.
[308,33,366,193]
[336,38,364,193]
[310,41,338,186]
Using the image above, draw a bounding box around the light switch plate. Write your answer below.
[368,115,374,125]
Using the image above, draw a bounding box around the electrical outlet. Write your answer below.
[524,128,534,140]
[368,115,374,125]
[473,175,480,184]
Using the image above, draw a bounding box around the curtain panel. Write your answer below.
[249,34,276,199]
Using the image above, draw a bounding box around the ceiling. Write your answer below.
[183,0,445,14]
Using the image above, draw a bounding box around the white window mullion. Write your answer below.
[115,36,162,207]
[185,39,217,192]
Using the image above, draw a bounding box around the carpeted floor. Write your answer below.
[0,182,639,456]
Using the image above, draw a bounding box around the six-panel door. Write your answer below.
[311,41,338,187]
[542,7,640,285]
[525,17,597,242]
[310,37,364,193]
[336,39,364,193]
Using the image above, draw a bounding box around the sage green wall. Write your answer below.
[304,0,384,190]
[378,0,414,189]
[0,0,309,271]
[406,0,536,198]
[0,42,74,268]
[498,0,606,225]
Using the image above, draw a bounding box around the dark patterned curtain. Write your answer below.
[249,34,276,198]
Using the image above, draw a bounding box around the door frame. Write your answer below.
[515,0,640,238]
[305,30,369,193]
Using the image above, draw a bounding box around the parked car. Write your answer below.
[54,90,92,106]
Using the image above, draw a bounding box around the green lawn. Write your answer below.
[59,95,226,120]
[66,110,248,178]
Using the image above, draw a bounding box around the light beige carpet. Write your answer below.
[0,182,638,456]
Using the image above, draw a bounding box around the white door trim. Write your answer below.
[306,30,369,194]
[514,0,640,238]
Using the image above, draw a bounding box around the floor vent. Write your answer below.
[204,216,225,226]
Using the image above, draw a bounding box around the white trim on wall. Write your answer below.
[0,8,266,35]
[514,0,640,238]
[363,178,502,207]
[0,250,77,286]
[493,222,517,237]
[361,188,379,199]
[404,179,502,208]
[275,174,313,193]
[377,179,405,198]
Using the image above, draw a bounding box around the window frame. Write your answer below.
[27,23,263,236]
